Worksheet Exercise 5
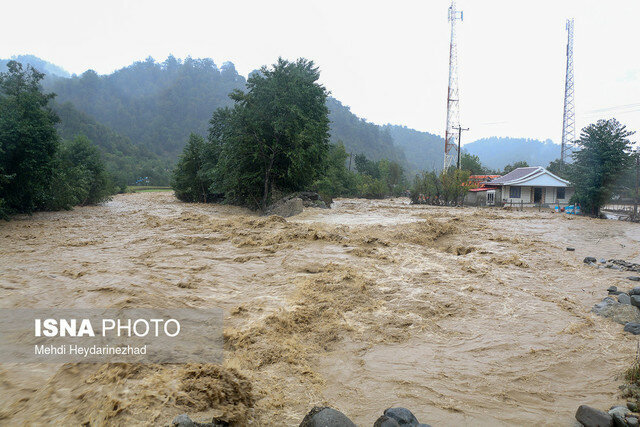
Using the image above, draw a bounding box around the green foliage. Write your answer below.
[460,152,486,175]
[0,62,114,219]
[56,135,113,206]
[411,168,470,205]
[546,158,572,180]
[0,61,60,216]
[570,119,635,216]
[502,161,529,175]
[312,143,358,198]
[171,133,215,202]
[173,58,331,210]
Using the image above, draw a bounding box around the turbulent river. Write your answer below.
[1,192,640,426]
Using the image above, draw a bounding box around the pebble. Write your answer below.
[629,277,640,282]
[627,401,638,412]
[584,257,597,264]
[567,247,575,251]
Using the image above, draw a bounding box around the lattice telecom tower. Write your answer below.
[561,18,575,163]
[444,0,463,171]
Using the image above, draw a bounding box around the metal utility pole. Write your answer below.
[454,125,469,169]
[634,150,639,218]
[560,18,575,163]
[444,0,463,171]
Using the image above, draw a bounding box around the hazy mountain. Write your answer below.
[464,137,561,171]
[0,54,70,78]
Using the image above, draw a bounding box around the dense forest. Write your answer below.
[1,55,569,187]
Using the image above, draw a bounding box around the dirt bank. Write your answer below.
[1,192,640,425]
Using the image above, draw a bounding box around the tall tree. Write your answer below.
[210,58,330,210]
[0,61,59,215]
[570,119,634,216]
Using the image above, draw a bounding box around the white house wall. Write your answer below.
[503,185,574,206]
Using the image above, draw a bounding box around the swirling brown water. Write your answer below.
[1,192,640,426]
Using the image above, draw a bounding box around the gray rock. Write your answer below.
[567,247,576,251]
[267,197,304,218]
[592,297,640,324]
[584,257,598,264]
[173,414,196,427]
[609,406,630,417]
[608,407,630,427]
[373,416,401,427]
[575,405,613,427]
[383,408,431,426]
[628,277,640,282]
[609,286,619,293]
[625,323,640,335]
[601,259,607,264]
[619,294,632,305]
[627,401,638,412]
[630,287,640,296]
[612,413,626,427]
[628,416,639,427]
[299,407,356,427]
[632,296,640,308]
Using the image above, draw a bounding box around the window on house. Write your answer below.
[557,187,566,200]
[509,187,521,198]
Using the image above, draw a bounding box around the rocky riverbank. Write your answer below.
[171,406,431,427]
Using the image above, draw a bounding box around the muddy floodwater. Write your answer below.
[2,192,640,426]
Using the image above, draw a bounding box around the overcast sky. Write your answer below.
[2,0,639,145]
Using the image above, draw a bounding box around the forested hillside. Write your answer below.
[3,55,563,183]
[54,102,171,187]
[384,125,444,174]
[32,56,411,171]
[327,98,406,164]
[47,56,246,157]
[463,137,560,170]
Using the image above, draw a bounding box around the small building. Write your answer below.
[490,166,573,208]
[462,175,502,206]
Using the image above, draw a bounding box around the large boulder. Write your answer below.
[575,405,613,427]
[267,197,304,218]
[299,407,356,427]
[592,297,640,325]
